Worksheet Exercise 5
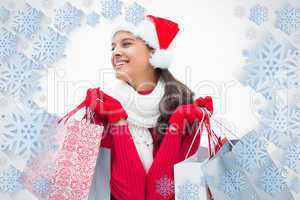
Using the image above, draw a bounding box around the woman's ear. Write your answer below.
[150,49,156,56]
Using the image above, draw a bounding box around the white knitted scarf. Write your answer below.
[110,76,165,172]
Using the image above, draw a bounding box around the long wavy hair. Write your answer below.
[154,68,195,148]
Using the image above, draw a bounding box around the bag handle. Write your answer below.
[58,88,104,124]
[184,107,222,159]
[58,99,87,124]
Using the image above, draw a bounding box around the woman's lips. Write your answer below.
[115,61,128,70]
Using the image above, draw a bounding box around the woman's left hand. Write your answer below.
[193,96,213,115]
[168,103,205,132]
[168,96,213,132]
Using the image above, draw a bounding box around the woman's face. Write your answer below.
[111,31,153,83]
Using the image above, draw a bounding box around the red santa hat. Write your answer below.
[111,15,180,69]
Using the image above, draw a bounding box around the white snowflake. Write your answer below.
[233,131,269,171]
[0,6,10,23]
[0,165,23,193]
[155,175,174,198]
[12,3,43,39]
[275,3,300,35]
[0,28,17,61]
[86,12,100,27]
[54,2,82,33]
[249,4,268,26]
[177,180,199,200]
[0,53,41,99]
[284,143,300,174]
[125,2,145,26]
[100,0,123,21]
[219,169,246,197]
[240,34,300,100]
[2,111,55,160]
[32,27,67,66]
[260,166,288,195]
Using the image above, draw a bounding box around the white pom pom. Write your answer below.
[149,49,172,69]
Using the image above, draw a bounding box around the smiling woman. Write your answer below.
[110,31,157,91]
[82,15,209,200]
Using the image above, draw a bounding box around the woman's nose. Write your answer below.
[112,46,123,56]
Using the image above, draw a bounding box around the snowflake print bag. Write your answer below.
[23,104,111,200]
[201,131,295,200]
[174,106,224,200]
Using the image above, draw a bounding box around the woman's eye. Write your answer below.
[123,42,131,47]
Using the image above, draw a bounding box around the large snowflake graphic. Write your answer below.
[32,27,67,66]
[125,2,145,26]
[155,175,174,199]
[0,6,10,23]
[0,28,17,61]
[100,0,123,21]
[219,169,246,197]
[0,53,41,99]
[0,165,23,193]
[275,3,300,35]
[248,4,268,26]
[12,3,43,39]
[260,166,288,195]
[1,110,56,161]
[233,131,269,172]
[177,180,200,200]
[240,34,300,100]
[54,2,83,34]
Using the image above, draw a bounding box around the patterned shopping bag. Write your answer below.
[23,106,111,200]
[202,131,295,200]
[174,107,224,200]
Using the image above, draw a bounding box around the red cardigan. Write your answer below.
[94,90,201,200]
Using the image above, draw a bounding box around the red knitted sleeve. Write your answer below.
[100,124,113,149]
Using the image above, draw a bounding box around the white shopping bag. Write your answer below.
[88,147,111,200]
[174,145,210,200]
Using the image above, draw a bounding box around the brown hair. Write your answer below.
[154,68,195,148]
[137,40,195,148]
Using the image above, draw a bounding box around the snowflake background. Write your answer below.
[0,0,300,199]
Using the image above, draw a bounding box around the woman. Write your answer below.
[85,15,212,200]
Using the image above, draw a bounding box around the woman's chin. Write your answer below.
[115,71,128,82]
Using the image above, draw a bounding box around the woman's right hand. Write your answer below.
[85,88,128,124]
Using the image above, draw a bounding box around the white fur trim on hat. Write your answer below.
[149,49,172,69]
[135,20,159,49]
[111,19,160,49]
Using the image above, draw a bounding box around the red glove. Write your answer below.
[193,96,213,115]
[169,104,205,132]
[169,96,213,132]
[85,88,128,124]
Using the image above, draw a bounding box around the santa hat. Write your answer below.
[111,15,180,69]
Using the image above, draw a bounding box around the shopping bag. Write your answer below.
[23,105,111,200]
[174,146,210,200]
[174,106,224,200]
[202,130,295,200]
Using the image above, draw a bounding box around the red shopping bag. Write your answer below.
[23,102,105,200]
